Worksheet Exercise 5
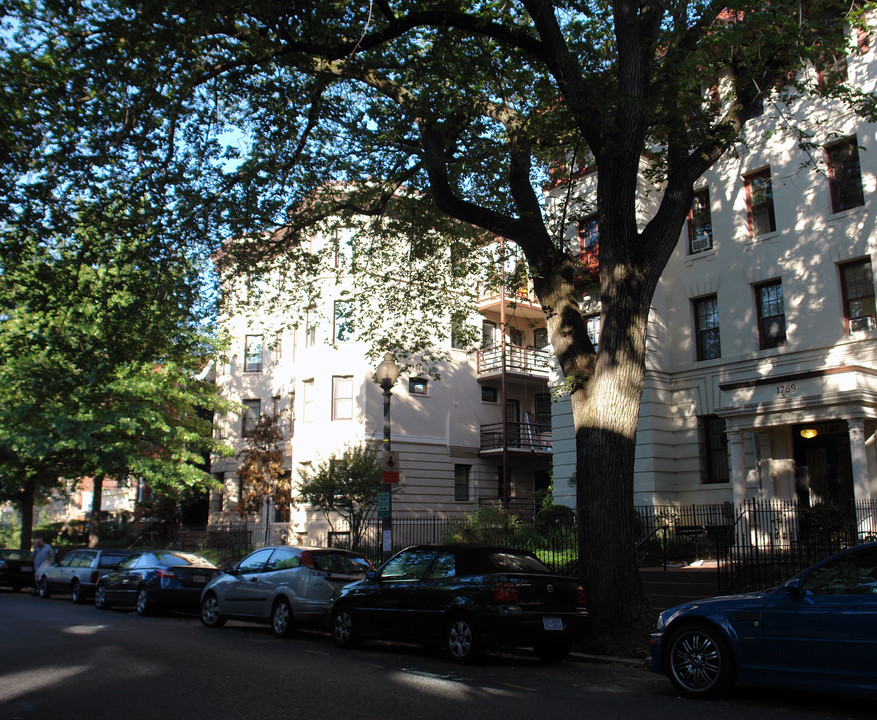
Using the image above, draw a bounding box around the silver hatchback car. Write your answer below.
[200,545,373,638]
[38,548,134,603]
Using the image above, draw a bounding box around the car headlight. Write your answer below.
[655,613,667,631]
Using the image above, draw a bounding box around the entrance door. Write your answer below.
[793,422,854,507]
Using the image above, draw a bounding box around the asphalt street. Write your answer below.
[1,590,873,720]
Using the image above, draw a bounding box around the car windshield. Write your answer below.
[311,552,372,575]
[487,551,552,574]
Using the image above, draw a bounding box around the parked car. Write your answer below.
[200,545,374,638]
[95,550,221,615]
[38,548,135,603]
[0,549,33,592]
[327,544,589,663]
[651,542,877,699]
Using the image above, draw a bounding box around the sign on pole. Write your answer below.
[382,450,400,484]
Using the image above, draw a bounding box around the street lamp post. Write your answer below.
[375,352,400,565]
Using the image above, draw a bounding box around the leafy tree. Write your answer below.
[235,413,292,520]
[2,0,872,631]
[296,442,384,552]
[0,209,233,548]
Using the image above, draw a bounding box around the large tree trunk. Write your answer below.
[89,475,104,548]
[18,480,35,553]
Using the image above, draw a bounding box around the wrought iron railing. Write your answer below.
[476,344,551,376]
[480,421,552,451]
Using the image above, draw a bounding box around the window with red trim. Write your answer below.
[745,169,776,237]
[826,137,865,213]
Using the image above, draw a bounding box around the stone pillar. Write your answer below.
[848,418,870,502]
[728,430,747,507]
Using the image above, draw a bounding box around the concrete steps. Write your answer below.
[640,563,720,613]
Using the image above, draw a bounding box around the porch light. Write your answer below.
[376,352,400,391]
[800,427,818,439]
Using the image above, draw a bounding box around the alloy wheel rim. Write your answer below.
[203,597,219,623]
[671,632,720,691]
[335,611,351,642]
[274,603,289,634]
[448,621,472,657]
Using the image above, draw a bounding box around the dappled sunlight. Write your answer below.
[62,624,110,636]
[0,665,91,704]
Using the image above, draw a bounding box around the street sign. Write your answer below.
[382,450,400,484]
[377,491,390,518]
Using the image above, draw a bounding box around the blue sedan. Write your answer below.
[651,542,877,699]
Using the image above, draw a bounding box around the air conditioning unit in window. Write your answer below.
[850,316,877,332]
[691,236,712,253]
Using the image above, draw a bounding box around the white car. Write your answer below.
[199,546,373,638]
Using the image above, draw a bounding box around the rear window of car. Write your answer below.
[1,550,30,560]
[99,553,129,568]
[311,552,373,575]
[487,551,552,574]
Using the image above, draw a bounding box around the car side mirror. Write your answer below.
[366,570,378,582]
[783,578,803,597]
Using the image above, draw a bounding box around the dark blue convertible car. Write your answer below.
[651,542,877,699]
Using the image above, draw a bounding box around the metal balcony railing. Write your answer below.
[480,422,552,452]
[476,345,551,376]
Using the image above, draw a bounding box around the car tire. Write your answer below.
[38,577,51,599]
[135,586,153,617]
[271,597,295,639]
[331,606,360,649]
[446,614,484,664]
[95,584,111,610]
[534,640,571,663]
[71,580,85,604]
[200,593,227,628]
[666,622,735,700]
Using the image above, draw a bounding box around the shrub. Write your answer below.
[534,504,575,536]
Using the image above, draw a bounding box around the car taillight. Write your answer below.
[300,551,315,569]
[576,586,586,606]
[157,569,177,581]
[494,581,518,603]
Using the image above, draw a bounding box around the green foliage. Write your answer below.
[296,442,383,550]
[442,504,539,546]
[534,504,575,537]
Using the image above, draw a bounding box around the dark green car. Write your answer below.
[328,544,589,663]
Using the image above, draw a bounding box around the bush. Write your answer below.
[534,504,575,536]
[442,504,539,546]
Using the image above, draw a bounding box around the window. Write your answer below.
[451,318,467,349]
[841,259,877,333]
[302,380,314,423]
[745,169,776,237]
[826,138,865,213]
[242,399,261,437]
[333,300,354,343]
[579,214,599,250]
[585,314,600,352]
[271,331,283,363]
[482,386,498,403]
[330,376,353,420]
[533,327,549,348]
[408,378,428,396]
[482,320,497,348]
[756,280,786,349]
[535,393,552,432]
[699,415,729,484]
[694,296,721,361]
[244,334,263,373]
[688,189,713,253]
[305,312,317,347]
[454,464,470,501]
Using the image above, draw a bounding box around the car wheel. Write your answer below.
[446,614,484,664]
[71,580,85,604]
[332,606,360,649]
[534,641,571,663]
[271,597,295,639]
[666,622,735,700]
[38,577,51,599]
[95,584,111,610]
[200,593,227,628]
[135,586,153,616]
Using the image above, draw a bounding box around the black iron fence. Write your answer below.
[65,499,877,592]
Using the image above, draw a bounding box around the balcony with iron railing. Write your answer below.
[576,243,599,280]
[476,344,551,379]
[480,421,552,454]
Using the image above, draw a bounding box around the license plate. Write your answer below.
[22,565,33,572]
[192,574,209,583]
[543,617,564,631]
